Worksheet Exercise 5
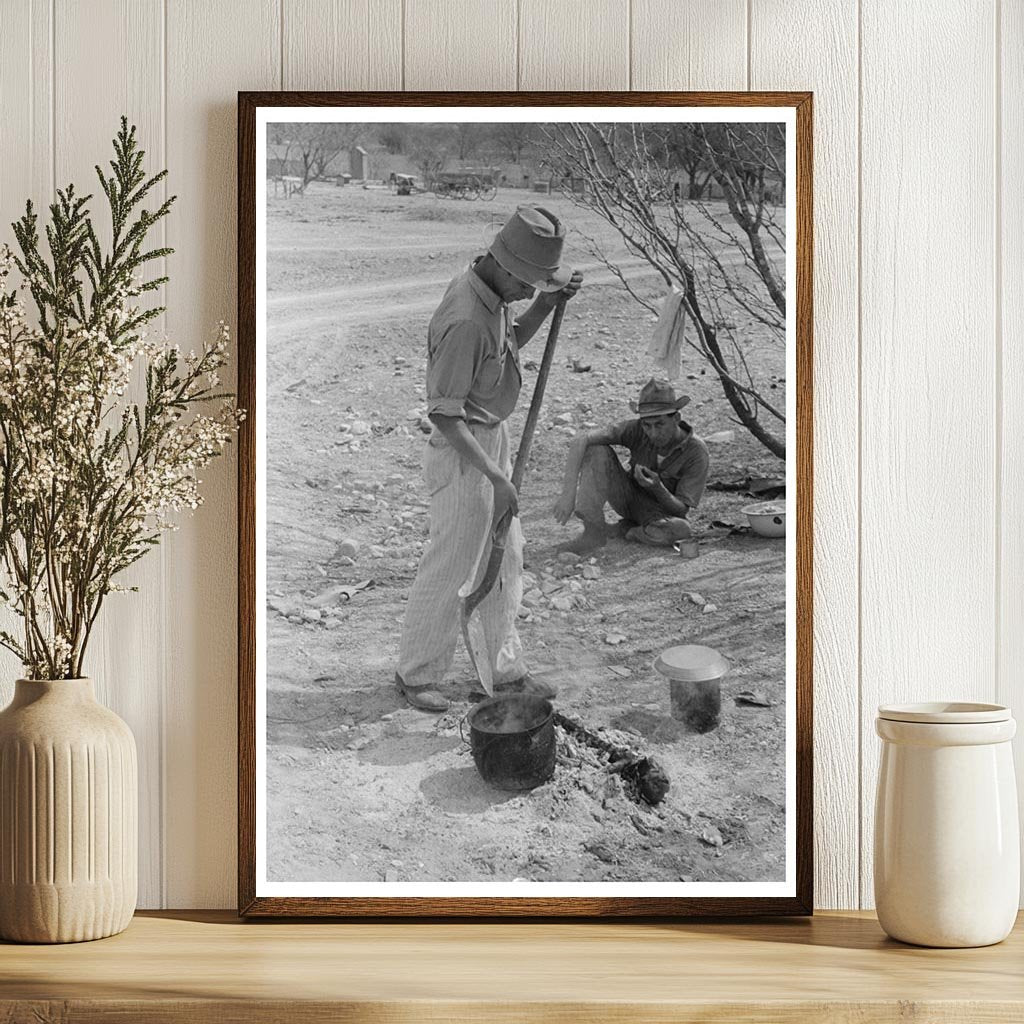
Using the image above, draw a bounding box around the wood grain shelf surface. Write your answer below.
[2,910,1022,1023]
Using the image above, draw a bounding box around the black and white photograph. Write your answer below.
[245,100,808,911]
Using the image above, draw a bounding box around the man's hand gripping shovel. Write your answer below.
[458,298,567,695]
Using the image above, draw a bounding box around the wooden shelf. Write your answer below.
[2,910,1022,1022]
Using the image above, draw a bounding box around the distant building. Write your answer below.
[349,146,368,180]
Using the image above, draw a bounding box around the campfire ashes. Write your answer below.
[554,711,670,806]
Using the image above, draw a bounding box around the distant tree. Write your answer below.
[492,122,535,164]
[271,122,364,189]
[454,123,479,161]
[407,125,451,186]
[662,126,716,200]
[376,123,408,155]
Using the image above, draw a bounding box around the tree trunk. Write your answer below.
[681,276,785,459]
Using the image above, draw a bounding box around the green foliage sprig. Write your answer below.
[0,118,241,679]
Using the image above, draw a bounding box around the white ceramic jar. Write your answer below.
[874,702,1019,947]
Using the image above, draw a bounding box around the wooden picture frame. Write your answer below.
[238,91,813,917]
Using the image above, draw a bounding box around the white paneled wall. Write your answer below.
[0,0,1016,910]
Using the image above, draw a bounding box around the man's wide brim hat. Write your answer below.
[630,377,691,418]
[489,205,572,292]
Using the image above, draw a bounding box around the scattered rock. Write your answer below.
[310,584,351,608]
[683,592,705,607]
[267,596,297,616]
[351,420,371,435]
[702,603,718,614]
[735,690,776,708]
[704,430,735,444]
[604,633,627,646]
[337,538,360,558]
[583,840,617,864]
[700,825,724,848]
[581,565,600,580]
[630,813,658,836]
[301,608,323,623]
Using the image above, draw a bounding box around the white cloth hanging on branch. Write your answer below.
[647,286,686,381]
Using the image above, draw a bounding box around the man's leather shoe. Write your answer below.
[395,672,449,712]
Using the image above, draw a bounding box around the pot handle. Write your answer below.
[458,715,470,745]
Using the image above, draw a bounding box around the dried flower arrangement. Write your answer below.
[0,118,241,679]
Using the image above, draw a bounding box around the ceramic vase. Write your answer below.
[874,702,1019,948]
[0,678,137,943]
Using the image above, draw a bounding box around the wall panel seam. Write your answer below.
[160,0,169,909]
[855,0,864,910]
[29,0,35,190]
[516,0,521,90]
[995,0,1003,707]
[627,0,632,90]
[746,0,752,89]
[49,0,55,196]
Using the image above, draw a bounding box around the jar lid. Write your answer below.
[653,645,729,682]
[877,702,1011,724]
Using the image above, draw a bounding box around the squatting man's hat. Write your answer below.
[630,378,691,418]
[488,206,572,292]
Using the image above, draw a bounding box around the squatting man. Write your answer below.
[553,378,710,554]
[395,206,583,713]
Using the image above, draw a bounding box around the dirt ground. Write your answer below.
[264,181,788,886]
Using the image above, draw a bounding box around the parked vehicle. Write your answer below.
[429,170,498,201]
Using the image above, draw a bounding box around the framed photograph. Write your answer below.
[238,91,812,917]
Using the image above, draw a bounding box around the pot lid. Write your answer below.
[654,645,729,682]
[877,702,1011,724]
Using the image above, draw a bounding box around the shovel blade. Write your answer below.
[460,599,494,696]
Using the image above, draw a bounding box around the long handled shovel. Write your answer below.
[458,297,567,695]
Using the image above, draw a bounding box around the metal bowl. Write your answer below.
[742,501,786,538]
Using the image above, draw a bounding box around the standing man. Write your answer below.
[553,379,710,553]
[396,207,582,712]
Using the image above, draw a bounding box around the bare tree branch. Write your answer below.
[542,122,787,458]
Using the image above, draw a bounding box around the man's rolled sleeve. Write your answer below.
[426,321,486,419]
[674,448,710,508]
